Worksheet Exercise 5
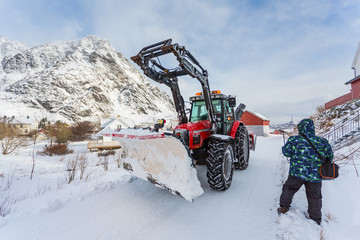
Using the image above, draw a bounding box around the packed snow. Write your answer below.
[115,136,204,201]
[1,135,359,240]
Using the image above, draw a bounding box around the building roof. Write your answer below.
[101,118,117,129]
[101,117,133,129]
[1,116,37,125]
[345,75,360,85]
[245,110,270,121]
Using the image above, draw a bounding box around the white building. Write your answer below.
[3,116,39,135]
[241,110,270,137]
[352,41,360,78]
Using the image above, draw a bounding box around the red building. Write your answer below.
[324,76,360,109]
[241,110,270,136]
[325,42,360,109]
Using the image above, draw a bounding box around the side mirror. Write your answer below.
[229,97,236,107]
[235,103,246,121]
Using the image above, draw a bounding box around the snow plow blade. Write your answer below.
[101,129,204,202]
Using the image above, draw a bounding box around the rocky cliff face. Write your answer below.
[0,36,176,123]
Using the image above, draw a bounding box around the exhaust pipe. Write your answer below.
[235,103,246,121]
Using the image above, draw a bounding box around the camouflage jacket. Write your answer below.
[282,119,334,182]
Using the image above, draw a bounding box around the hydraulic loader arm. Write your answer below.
[131,39,217,132]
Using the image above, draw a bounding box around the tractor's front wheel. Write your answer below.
[206,139,234,190]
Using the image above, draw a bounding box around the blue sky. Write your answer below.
[1,0,360,123]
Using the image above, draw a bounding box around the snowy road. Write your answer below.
[3,135,357,240]
[1,136,285,240]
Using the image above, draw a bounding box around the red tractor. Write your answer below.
[131,39,255,191]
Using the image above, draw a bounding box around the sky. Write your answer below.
[1,0,360,123]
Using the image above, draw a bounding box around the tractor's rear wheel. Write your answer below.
[206,139,234,190]
[234,125,250,170]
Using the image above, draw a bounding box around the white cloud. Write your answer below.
[84,0,360,123]
[0,0,85,45]
[2,0,360,123]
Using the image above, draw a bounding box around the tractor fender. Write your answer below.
[210,134,235,148]
[229,121,242,139]
[210,134,233,142]
[230,122,256,151]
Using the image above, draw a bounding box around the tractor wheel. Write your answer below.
[234,125,250,170]
[206,139,234,190]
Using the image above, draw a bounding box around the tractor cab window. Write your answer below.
[224,100,233,120]
[223,100,234,134]
[190,100,221,122]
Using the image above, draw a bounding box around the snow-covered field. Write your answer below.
[0,135,359,240]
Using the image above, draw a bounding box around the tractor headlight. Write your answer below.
[193,134,201,145]
[174,129,189,145]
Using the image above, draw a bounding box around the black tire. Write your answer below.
[234,125,250,170]
[206,139,234,190]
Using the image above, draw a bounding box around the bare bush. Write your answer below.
[77,152,88,180]
[0,194,14,217]
[71,121,96,141]
[0,119,23,155]
[114,150,123,168]
[97,150,115,157]
[84,168,95,181]
[1,171,14,192]
[30,131,39,180]
[333,143,360,177]
[40,144,74,156]
[66,156,78,184]
[57,177,66,190]
[43,124,57,155]
[316,105,325,114]
[319,119,334,131]
[36,183,51,196]
[320,230,324,240]
[0,171,15,217]
[98,155,109,171]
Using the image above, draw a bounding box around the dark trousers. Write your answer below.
[279,175,322,224]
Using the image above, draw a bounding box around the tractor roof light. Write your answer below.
[211,90,221,94]
[195,92,203,96]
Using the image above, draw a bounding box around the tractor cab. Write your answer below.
[189,90,236,135]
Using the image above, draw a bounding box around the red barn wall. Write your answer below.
[324,93,352,109]
[352,80,360,99]
[324,79,360,110]
[241,111,269,126]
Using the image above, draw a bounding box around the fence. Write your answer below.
[322,111,360,144]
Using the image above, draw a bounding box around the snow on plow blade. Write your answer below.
[100,129,204,201]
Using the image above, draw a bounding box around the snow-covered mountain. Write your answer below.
[0,36,176,123]
[270,121,296,132]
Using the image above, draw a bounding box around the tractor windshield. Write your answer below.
[190,100,222,122]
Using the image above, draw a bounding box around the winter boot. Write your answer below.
[310,218,321,225]
[277,207,289,215]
